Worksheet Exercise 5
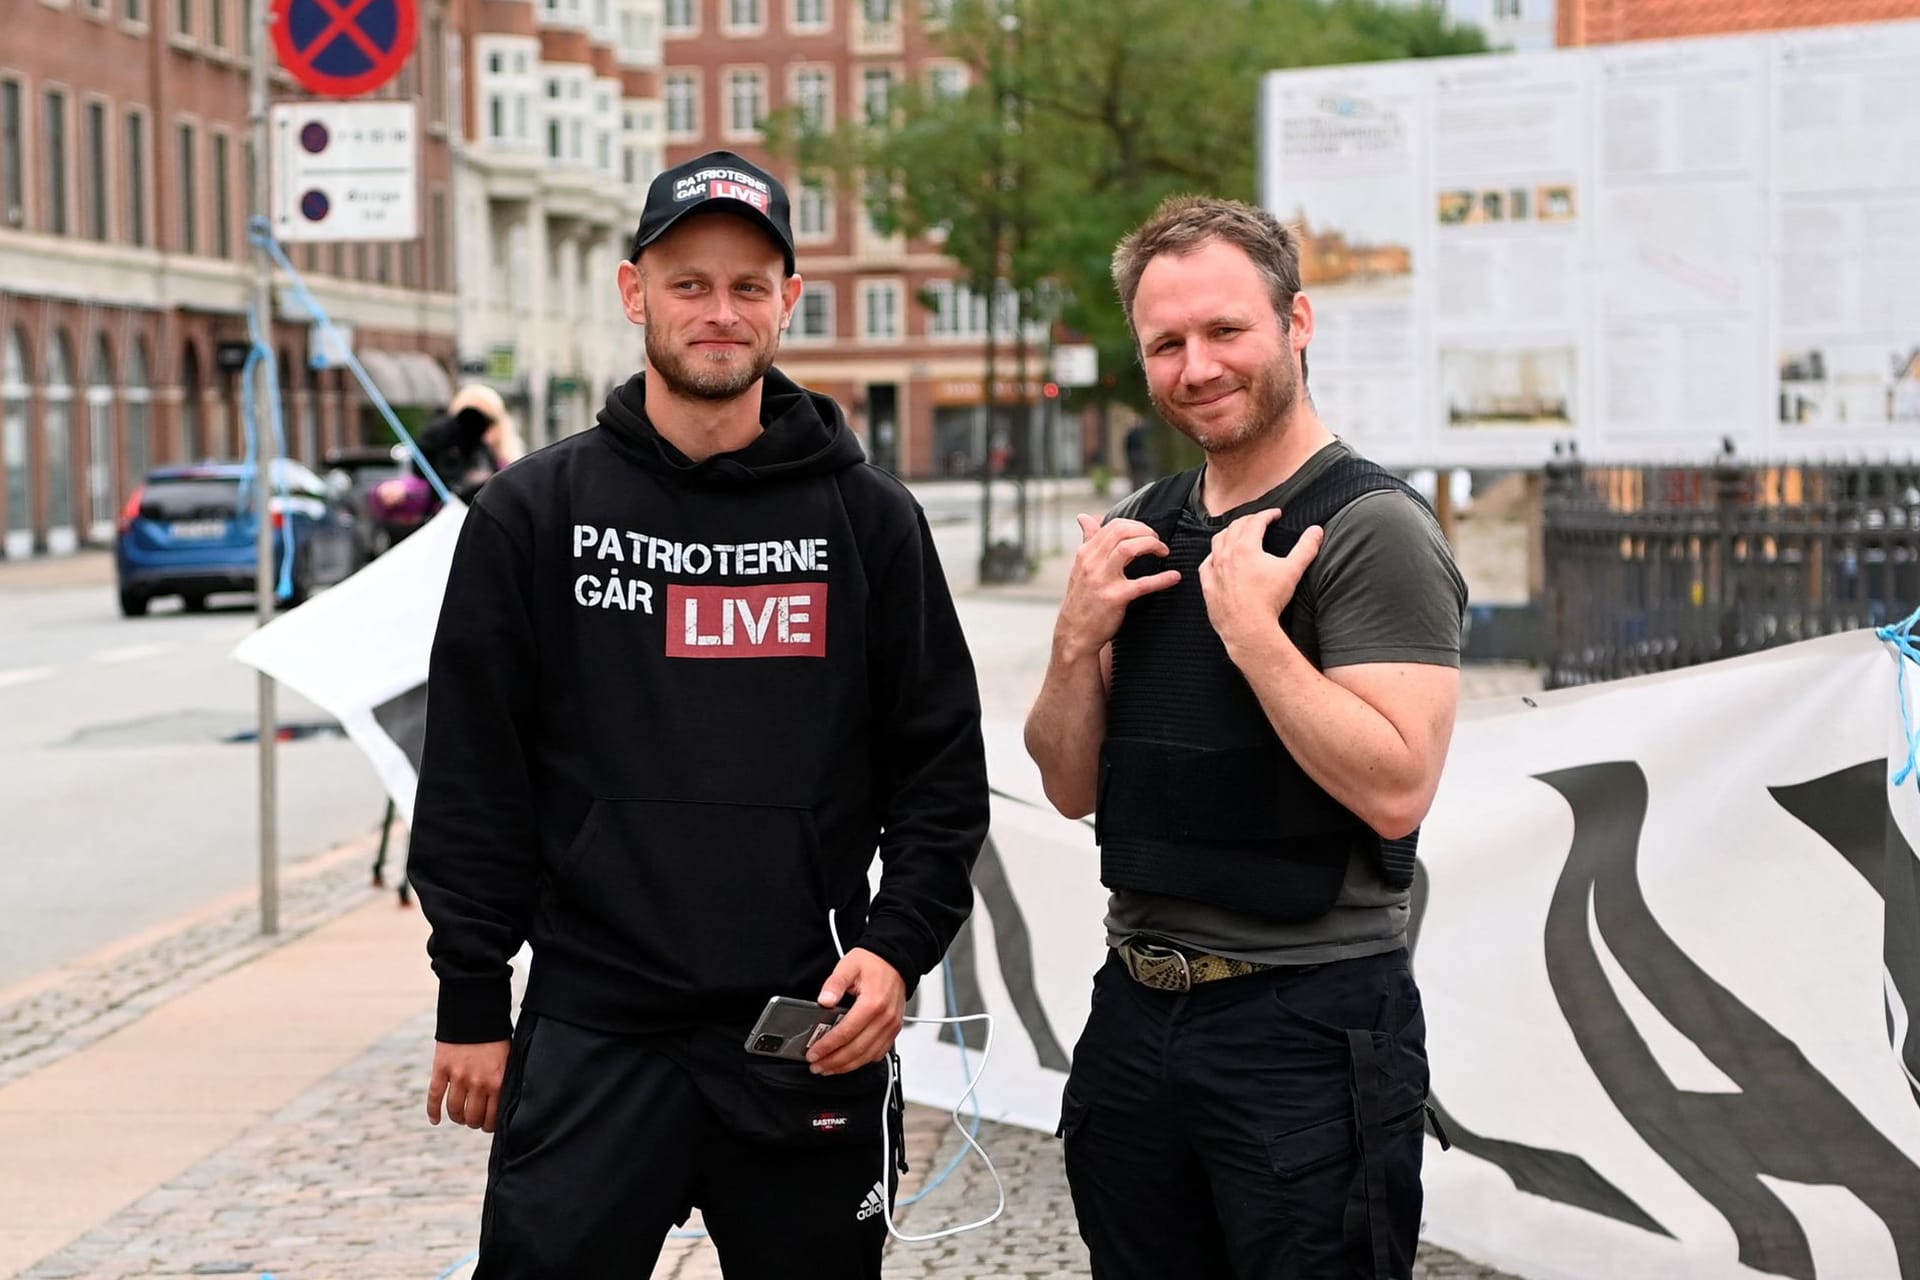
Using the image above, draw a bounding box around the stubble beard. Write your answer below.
[645,325,777,402]
[1150,351,1298,457]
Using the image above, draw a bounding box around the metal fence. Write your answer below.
[1541,459,1920,688]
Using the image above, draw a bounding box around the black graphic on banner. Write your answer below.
[1534,760,1920,1280]
[372,681,429,772]
[914,803,1071,1070]
[1408,865,1669,1236]
[1770,761,1920,1110]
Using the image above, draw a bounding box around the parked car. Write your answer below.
[113,461,363,617]
[322,444,409,561]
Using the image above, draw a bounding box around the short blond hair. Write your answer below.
[449,382,525,464]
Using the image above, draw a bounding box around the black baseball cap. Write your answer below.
[630,150,796,275]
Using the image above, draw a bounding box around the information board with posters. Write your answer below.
[1259,19,1920,466]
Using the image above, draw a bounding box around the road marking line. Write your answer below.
[0,666,53,689]
[90,643,171,664]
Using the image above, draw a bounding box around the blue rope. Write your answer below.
[1877,603,1920,787]
[429,1249,478,1280]
[237,310,296,601]
[898,957,983,1208]
[245,217,455,505]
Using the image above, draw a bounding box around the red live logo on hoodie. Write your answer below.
[665,582,829,658]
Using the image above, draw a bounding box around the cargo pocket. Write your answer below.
[1055,1091,1089,1143]
[550,797,832,993]
[1264,1111,1356,1181]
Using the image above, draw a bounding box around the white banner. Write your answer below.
[905,631,1920,1279]
[232,505,465,827]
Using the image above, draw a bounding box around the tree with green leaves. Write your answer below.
[768,0,1485,425]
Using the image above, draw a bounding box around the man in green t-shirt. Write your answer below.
[1025,194,1466,1279]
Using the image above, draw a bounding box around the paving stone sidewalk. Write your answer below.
[17,997,1517,1280]
[0,852,382,1092]
[8,858,1523,1280]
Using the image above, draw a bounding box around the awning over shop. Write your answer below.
[404,353,454,407]
[353,350,456,409]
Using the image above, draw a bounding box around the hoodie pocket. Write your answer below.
[550,797,833,994]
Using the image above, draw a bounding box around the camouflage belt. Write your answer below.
[1118,938,1275,993]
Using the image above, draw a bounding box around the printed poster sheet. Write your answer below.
[1260,65,1428,455]
[1260,19,1920,466]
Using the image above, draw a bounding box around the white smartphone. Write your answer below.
[743,995,846,1060]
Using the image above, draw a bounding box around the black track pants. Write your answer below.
[473,1013,896,1280]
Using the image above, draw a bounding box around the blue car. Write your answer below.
[114,461,363,617]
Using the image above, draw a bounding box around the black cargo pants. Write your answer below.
[1059,949,1431,1279]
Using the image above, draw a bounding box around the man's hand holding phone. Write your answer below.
[806,947,906,1075]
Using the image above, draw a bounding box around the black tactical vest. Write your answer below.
[1097,455,1424,923]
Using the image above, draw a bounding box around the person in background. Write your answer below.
[448,382,526,466]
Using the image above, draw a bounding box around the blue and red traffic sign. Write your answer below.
[272,0,417,99]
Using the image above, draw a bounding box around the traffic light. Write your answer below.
[1042,381,1060,399]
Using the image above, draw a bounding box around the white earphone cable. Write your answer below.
[828,908,1005,1242]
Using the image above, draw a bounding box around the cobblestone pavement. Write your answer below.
[17,993,1518,1280]
[887,1119,1518,1279]
[8,846,1530,1280]
[0,849,380,1092]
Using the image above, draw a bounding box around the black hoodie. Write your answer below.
[408,369,989,1044]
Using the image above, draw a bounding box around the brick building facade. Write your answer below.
[1557,0,1920,43]
[662,0,1072,479]
[0,0,461,558]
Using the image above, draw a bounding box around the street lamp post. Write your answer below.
[248,0,279,935]
[976,0,1026,585]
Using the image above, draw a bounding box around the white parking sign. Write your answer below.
[270,101,418,243]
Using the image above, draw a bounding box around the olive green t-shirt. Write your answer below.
[1102,440,1467,964]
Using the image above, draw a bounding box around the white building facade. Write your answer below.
[457,0,665,446]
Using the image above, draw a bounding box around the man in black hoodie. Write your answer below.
[408,151,989,1278]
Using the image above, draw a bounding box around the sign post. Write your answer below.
[251,0,280,936]
[249,0,416,935]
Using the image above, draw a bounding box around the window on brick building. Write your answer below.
[794,179,831,240]
[124,110,146,245]
[1,80,23,231]
[44,90,69,236]
[793,67,831,129]
[124,111,146,246]
[664,72,699,137]
[862,280,901,341]
[85,102,108,241]
[176,122,197,254]
[790,284,833,342]
[212,133,230,258]
[862,67,894,123]
[726,69,766,136]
